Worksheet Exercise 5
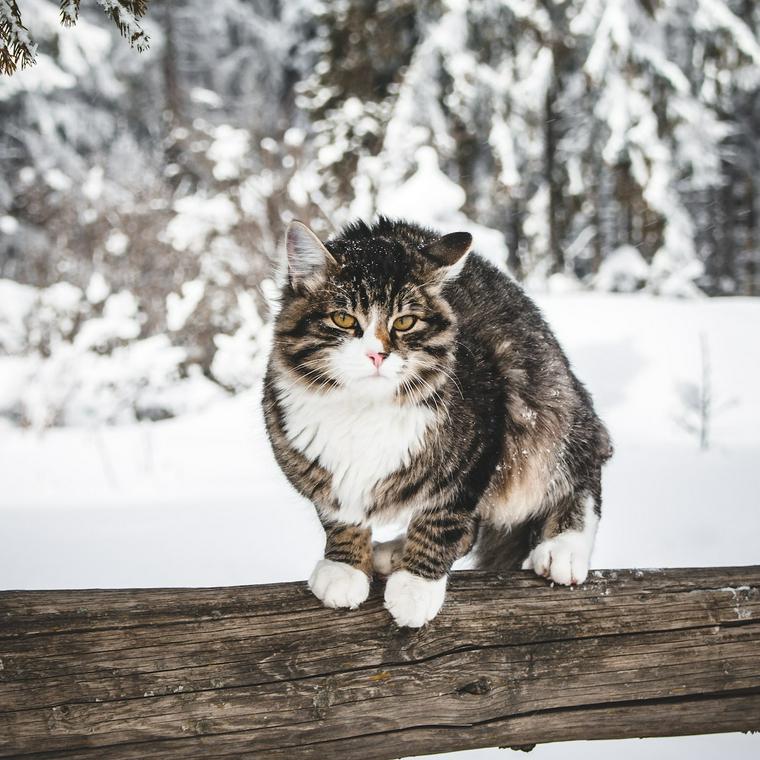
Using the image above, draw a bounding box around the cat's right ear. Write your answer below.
[285,221,337,291]
[419,231,473,281]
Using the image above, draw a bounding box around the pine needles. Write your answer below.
[0,0,150,76]
[96,1,150,52]
[0,0,37,75]
[59,1,81,26]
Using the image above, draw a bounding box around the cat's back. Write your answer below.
[445,253,569,374]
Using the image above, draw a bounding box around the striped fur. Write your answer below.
[262,218,612,626]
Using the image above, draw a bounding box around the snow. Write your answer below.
[206,124,250,181]
[489,116,520,188]
[58,10,111,76]
[545,271,583,294]
[75,290,139,350]
[86,272,110,304]
[376,146,510,270]
[2,1,760,756]
[190,86,223,108]
[164,193,240,253]
[210,291,269,391]
[0,278,235,428]
[240,170,276,218]
[2,292,758,758]
[283,127,305,147]
[82,166,104,202]
[696,0,760,65]
[592,64,704,296]
[0,215,18,234]
[43,168,72,191]
[584,0,631,83]
[166,280,205,332]
[379,146,465,221]
[0,279,37,353]
[594,245,649,292]
[3,290,757,571]
[435,734,759,760]
[0,0,123,97]
[0,53,74,97]
[104,229,129,256]
[95,0,149,52]
[287,172,311,207]
[41,281,82,312]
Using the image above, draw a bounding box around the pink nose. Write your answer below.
[367,351,387,369]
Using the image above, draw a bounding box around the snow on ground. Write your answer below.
[1,292,759,759]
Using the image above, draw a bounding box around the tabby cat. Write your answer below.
[263,218,612,627]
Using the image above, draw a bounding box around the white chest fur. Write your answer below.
[277,382,434,525]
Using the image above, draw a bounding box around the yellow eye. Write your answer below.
[392,315,417,332]
[331,311,357,329]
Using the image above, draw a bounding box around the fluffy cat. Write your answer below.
[263,218,612,627]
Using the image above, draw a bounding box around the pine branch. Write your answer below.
[96,0,150,52]
[2,0,151,77]
[59,1,81,27]
[0,0,37,75]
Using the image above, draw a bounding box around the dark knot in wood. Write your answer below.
[456,677,493,695]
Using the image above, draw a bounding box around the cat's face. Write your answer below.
[272,219,471,404]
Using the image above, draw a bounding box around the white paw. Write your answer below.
[372,537,405,576]
[523,532,591,586]
[308,559,370,610]
[384,570,447,628]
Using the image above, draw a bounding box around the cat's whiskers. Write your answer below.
[293,360,327,382]
[400,376,444,426]
[398,373,422,406]
[399,375,423,407]
[414,362,458,424]
[415,358,464,401]
[293,359,336,394]
[410,355,455,391]
[406,370,451,427]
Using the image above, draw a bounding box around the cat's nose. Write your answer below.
[366,351,387,369]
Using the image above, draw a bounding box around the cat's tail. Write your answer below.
[473,518,542,572]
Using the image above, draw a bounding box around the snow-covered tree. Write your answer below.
[1,0,759,426]
[0,0,149,75]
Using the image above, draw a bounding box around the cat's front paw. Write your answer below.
[522,533,591,586]
[308,559,370,610]
[384,570,447,628]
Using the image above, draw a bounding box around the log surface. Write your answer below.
[1,567,759,759]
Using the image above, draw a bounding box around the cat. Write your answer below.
[262,217,612,628]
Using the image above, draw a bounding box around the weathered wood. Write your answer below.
[1,567,758,759]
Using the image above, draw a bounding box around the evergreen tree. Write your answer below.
[2,0,760,426]
[1,0,149,74]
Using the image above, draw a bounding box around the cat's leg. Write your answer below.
[384,511,478,628]
[309,523,373,610]
[522,492,599,586]
[372,535,405,576]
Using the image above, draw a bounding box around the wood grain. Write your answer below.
[1,567,759,758]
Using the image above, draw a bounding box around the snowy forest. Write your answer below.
[1,0,760,427]
[3,10,760,760]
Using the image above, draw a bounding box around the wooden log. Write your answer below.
[1,567,759,759]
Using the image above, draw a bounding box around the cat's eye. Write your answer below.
[392,315,417,332]
[331,311,357,329]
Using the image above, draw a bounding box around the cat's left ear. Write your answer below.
[285,220,337,291]
[419,232,472,281]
